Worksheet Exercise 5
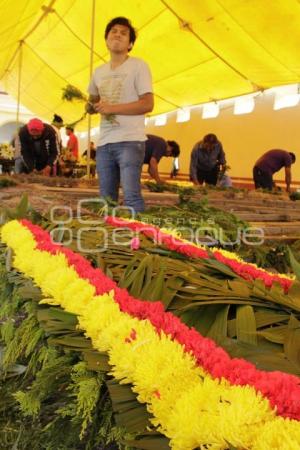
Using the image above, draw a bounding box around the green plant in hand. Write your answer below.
[62,84,118,126]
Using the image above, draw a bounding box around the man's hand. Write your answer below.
[41,165,51,176]
[85,102,97,114]
[94,100,115,115]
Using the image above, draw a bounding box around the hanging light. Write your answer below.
[273,84,299,110]
[154,114,167,126]
[202,102,219,119]
[234,95,255,115]
[176,107,190,122]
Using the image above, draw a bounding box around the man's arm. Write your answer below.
[94,93,154,116]
[217,143,226,170]
[285,166,292,192]
[41,130,59,175]
[18,134,34,172]
[148,157,164,184]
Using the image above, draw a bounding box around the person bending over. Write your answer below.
[253,149,296,193]
[144,134,180,184]
[15,118,59,176]
[190,133,226,186]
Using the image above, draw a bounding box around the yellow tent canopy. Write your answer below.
[1,0,300,129]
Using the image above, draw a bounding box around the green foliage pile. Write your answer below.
[138,196,250,246]
[290,191,300,201]
[0,178,17,189]
[0,248,141,450]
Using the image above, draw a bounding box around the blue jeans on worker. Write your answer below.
[96,141,145,213]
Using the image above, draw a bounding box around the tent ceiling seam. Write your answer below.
[22,1,57,41]
[53,10,107,63]
[160,0,263,92]
[138,7,168,31]
[0,0,57,81]
[216,0,300,80]
[153,93,181,109]
[0,12,37,40]
[23,42,69,84]
[153,56,217,85]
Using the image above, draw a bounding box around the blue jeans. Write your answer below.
[96,141,145,212]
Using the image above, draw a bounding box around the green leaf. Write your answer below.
[227,280,250,296]
[258,325,287,344]
[207,305,230,342]
[236,305,257,345]
[160,276,185,309]
[288,247,300,281]
[284,315,300,368]
[144,267,166,303]
[254,309,289,328]
[15,194,29,218]
[124,436,170,450]
[220,337,300,375]
[82,350,110,372]
[47,335,92,350]
[180,305,222,336]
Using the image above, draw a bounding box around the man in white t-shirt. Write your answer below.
[86,17,154,212]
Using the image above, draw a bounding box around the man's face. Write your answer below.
[203,142,214,151]
[166,144,173,157]
[29,130,42,140]
[106,24,131,54]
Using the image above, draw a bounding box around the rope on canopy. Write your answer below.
[86,0,96,179]
[16,41,24,126]
[160,0,264,92]
[53,8,107,64]
[0,0,57,81]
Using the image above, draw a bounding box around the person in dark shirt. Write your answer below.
[82,141,97,161]
[82,141,97,177]
[16,118,59,175]
[144,134,180,184]
[253,149,296,192]
[189,133,226,186]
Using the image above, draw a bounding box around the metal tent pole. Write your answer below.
[86,0,96,179]
[16,41,24,127]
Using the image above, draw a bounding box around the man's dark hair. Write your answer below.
[105,17,136,50]
[289,152,296,163]
[167,140,180,157]
[66,126,74,132]
[52,114,63,124]
[203,133,218,145]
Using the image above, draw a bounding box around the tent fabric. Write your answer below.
[1,0,300,130]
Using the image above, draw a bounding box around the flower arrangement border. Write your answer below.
[105,216,293,292]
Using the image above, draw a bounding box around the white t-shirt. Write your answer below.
[88,57,153,146]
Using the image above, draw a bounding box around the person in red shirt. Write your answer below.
[65,126,79,161]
